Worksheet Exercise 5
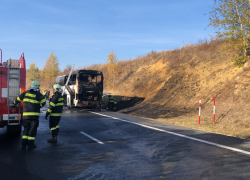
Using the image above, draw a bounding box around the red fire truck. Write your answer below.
[0,49,26,135]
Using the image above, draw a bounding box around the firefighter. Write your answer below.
[46,90,50,100]
[45,84,64,143]
[43,90,50,100]
[106,95,116,111]
[14,80,46,149]
[47,90,50,100]
[43,90,47,100]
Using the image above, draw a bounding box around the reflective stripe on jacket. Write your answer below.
[109,96,115,102]
[47,92,64,119]
[14,89,46,120]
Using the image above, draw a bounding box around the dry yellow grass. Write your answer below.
[104,39,250,140]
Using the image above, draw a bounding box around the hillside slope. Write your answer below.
[103,40,250,139]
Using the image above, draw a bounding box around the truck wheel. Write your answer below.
[7,125,22,136]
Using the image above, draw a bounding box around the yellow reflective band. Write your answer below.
[23,98,40,104]
[51,127,56,131]
[22,135,28,139]
[23,112,40,116]
[56,125,59,128]
[17,97,21,101]
[41,99,46,103]
[28,137,35,140]
[50,102,56,107]
[48,109,52,113]
[55,103,64,106]
[25,93,36,98]
[58,98,64,101]
[49,113,62,116]
[109,100,114,102]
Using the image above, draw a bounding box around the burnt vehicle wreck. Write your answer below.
[56,70,103,108]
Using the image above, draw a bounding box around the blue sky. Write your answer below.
[0,0,215,70]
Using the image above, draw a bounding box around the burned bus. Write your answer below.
[56,70,103,108]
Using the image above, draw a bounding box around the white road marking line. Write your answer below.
[90,111,250,156]
[80,131,104,144]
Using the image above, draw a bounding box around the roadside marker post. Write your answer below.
[213,97,215,124]
[199,98,201,125]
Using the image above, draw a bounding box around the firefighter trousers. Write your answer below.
[107,102,115,110]
[49,117,60,137]
[22,119,39,147]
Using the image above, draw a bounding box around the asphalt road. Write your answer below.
[1,103,250,179]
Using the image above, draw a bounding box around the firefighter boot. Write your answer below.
[27,140,36,149]
[47,136,57,143]
[56,125,59,134]
[22,139,28,149]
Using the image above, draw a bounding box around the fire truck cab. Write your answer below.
[0,49,26,135]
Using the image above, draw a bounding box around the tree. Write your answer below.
[63,64,72,73]
[43,52,60,79]
[107,51,120,88]
[29,62,40,81]
[208,0,250,64]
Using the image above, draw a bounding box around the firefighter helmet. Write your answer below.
[52,84,62,93]
[31,80,40,88]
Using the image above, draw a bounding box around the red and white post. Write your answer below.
[199,98,201,125]
[213,97,215,124]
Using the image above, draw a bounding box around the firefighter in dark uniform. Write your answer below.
[43,90,50,100]
[106,95,116,110]
[46,90,50,100]
[45,84,64,142]
[14,80,46,149]
[43,90,47,100]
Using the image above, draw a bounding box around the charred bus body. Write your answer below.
[56,70,103,108]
